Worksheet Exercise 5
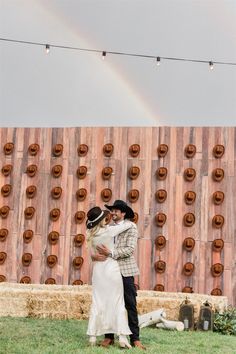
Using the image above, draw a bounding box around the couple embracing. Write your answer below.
[86,200,146,350]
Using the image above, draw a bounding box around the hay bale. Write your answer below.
[26,290,92,319]
[0,283,92,319]
[137,291,228,321]
[0,283,228,320]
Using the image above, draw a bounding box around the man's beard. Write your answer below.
[112,215,121,222]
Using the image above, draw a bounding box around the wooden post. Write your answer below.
[156,317,184,331]
[138,309,166,328]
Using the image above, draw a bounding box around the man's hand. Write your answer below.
[91,252,107,262]
[96,244,111,256]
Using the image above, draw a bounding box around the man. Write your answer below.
[94,199,146,350]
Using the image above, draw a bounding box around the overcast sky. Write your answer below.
[0,0,236,127]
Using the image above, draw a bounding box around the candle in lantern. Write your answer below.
[184,318,189,329]
[203,320,209,330]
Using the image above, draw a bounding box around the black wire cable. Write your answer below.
[1,37,236,66]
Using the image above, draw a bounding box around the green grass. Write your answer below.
[0,317,235,354]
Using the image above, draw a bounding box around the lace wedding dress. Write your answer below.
[87,222,132,337]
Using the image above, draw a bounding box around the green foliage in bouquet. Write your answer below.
[214,306,236,335]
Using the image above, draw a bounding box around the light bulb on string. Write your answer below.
[209,61,214,70]
[45,44,50,54]
[0,37,236,67]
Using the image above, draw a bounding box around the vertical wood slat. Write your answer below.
[0,127,235,305]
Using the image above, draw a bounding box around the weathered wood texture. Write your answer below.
[0,127,235,306]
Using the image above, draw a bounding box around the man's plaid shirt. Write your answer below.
[112,222,140,277]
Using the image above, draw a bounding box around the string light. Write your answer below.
[209,61,214,70]
[0,37,236,68]
[45,44,50,54]
[156,56,161,66]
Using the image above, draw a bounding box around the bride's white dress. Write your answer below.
[87,222,132,336]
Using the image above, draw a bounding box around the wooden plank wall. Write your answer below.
[0,127,235,306]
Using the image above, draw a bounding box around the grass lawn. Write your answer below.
[0,317,235,354]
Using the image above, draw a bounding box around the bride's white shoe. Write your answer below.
[119,335,131,349]
[89,336,97,346]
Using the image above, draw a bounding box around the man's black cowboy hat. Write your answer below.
[105,200,134,219]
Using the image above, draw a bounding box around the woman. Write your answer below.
[86,206,133,348]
